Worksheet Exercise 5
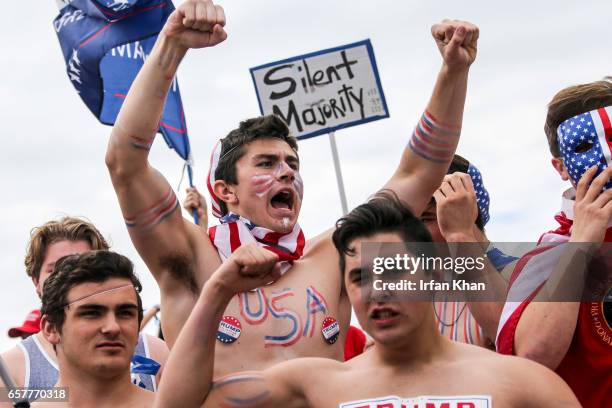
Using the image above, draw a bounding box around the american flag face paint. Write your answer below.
[250,162,304,201]
[207,140,304,218]
[557,106,612,190]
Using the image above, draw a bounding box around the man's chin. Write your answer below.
[93,359,130,375]
[266,210,298,231]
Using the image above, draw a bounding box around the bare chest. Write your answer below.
[213,261,347,377]
[311,372,507,408]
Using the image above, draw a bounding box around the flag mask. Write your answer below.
[467,163,490,226]
[54,0,191,160]
[557,106,612,190]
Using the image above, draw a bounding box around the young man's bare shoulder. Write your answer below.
[302,227,336,258]
[449,343,579,407]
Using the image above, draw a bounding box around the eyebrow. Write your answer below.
[73,303,138,312]
[253,153,300,164]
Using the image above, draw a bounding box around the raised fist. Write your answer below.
[433,172,479,242]
[211,244,281,296]
[162,0,227,49]
[431,20,479,71]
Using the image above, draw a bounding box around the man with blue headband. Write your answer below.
[497,79,612,407]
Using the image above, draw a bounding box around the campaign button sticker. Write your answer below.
[321,316,340,344]
[217,315,242,344]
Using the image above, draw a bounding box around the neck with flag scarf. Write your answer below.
[539,188,612,243]
[208,213,305,275]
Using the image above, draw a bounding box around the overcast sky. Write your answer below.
[0,0,609,352]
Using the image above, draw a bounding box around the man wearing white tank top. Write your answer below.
[0,217,168,405]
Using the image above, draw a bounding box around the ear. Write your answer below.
[213,180,239,206]
[551,157,570,181]
[40,315,61,347]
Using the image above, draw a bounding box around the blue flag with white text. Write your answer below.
[53,0,191,161]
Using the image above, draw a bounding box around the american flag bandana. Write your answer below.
[208,213,305,275]
[207,140,224,218]
[557,106,612,190]
[467,163,490,226]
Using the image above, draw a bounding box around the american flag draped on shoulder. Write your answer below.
[53,0,198,222]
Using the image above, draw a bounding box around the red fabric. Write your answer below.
[8,309,41,338]
[499,214,612,407]
[344,325,367,361]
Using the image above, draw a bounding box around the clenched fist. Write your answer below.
[433,172,479,242]
[162,0,227,50]
[211,244,282,297]
[431,20,479,71]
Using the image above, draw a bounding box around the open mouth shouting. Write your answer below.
[269,188,296,216]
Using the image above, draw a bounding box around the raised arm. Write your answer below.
[383,20,478,216]
[104,0,227,346]
[154,244,307,408]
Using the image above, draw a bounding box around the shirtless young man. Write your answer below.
[0,217,167,406]
[105,0,480,377]
[33,251,153,408]
[154,193,579,408]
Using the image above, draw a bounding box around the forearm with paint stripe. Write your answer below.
[408,110,460,163]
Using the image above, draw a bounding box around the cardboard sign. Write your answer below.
[250,39,389,140]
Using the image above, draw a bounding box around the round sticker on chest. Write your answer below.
[217,315,242,344]
[321,316,340,344]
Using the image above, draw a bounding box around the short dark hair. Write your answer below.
[446,154,485,231]
[332,190,433,273]
[545,78,612,157]
[215,115,299,215]
[41,251,143,332]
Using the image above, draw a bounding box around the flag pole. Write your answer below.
[186,160,200,226]
[328,132,348,215]
[0,355,29,407]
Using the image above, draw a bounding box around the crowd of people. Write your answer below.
[1,0,610,407]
